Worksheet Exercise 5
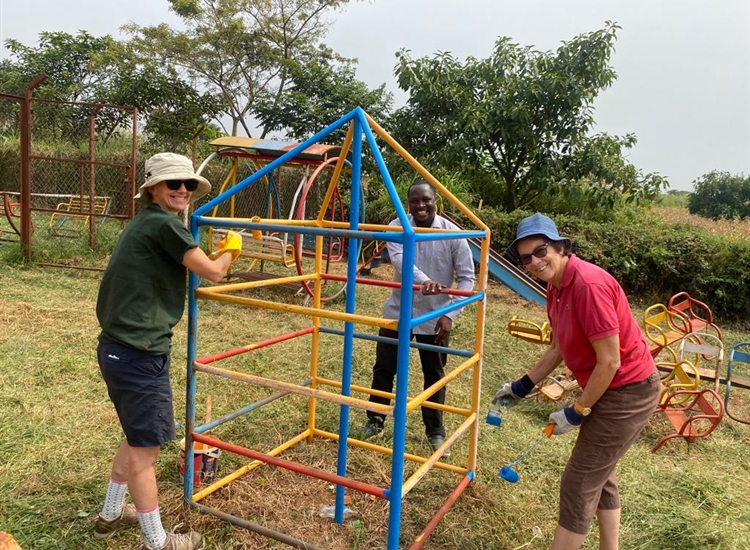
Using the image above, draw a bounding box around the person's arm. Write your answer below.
[437,237,475,323]
[182,247,232,283]
[575,333,621,409]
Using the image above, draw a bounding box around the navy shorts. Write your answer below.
[98,341,176,447]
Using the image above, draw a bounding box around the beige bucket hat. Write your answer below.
[135,152,211,205]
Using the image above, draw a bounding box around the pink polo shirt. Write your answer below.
[547,255,654,389]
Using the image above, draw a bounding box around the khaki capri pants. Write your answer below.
[558,370,660,534]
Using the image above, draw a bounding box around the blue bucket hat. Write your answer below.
[506,213,571,260]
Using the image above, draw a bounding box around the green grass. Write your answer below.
[1,261,749,549]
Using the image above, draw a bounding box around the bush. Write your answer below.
[688,171,750,220]
[457,207,750,323]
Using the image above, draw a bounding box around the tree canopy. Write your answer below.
[0,30,221,144]
[688,170,750,220]
[124,0,360,137]
[390,22,667,214]
[253,47,393,142]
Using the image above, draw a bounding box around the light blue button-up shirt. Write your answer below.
[382,214,475,335]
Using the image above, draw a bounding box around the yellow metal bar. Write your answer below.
[405,355,479,412]
[207,216,318,226]
[314,377,471,416]
[313,428,469,475]
[402,414,476,496]
[365,113,489,232]
[194,362,394,415]
[468,232,490,472]
[192,429,311,501]
[322,219,481,234]
[307,233,325,442]
[318,122,354,221]
[195,273,316,295]
[195,292,398,329]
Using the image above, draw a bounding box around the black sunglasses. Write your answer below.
[165,179,199,192]
[518,241,551,265]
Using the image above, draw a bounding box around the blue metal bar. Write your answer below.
[195,378,313,434]
[410,292,485,329]
[412,229,488,241]
[317,327,474,358]
[359,110,410,229]
[183,218,201,502]
[194,109,359,218]
[334,115,363,524]
[387,229,415,550]
[195,216,403,243]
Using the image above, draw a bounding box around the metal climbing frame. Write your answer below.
[183,108,490,549]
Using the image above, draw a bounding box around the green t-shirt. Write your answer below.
[97,205,197,354]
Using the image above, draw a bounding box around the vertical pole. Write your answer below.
[128,108,137,220]
[184,216,200,505]
[388,230,414,550]
[468,231,490,471]
[333,116,362,524]
[88,106,98,249]
[20,75,46,262]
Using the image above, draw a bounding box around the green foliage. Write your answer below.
[125,0,359,137]
[0,31,221,145]
[253,47,393,142]
[389,22,667,215]
[688,170,750,220]
[453,207,750,322]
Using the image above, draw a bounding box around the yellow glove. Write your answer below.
[214,230,243,262]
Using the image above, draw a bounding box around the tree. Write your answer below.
[0,31,221,145]
[390,22,667,212]
[688,171,750,220]
[253,47,393,142]
[124,0,359,137]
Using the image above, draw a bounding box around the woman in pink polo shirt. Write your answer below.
[494,213,660,550]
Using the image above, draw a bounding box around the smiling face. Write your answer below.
[148,181,193,214]
[408,183,437,227]
[516,235,569,287]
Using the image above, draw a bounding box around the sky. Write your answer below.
[0,0,748,191]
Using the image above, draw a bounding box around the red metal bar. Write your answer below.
[408,474,473,550]
[321,273,475,297]
[192,433,387,499]
[129,109,137,220]
[196,327,315,364]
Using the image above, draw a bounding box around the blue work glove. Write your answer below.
[548,406,584,435]
[492,375,535,408]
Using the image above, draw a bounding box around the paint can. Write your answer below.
[179,437,220,485]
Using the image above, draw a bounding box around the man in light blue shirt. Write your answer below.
[362,179,475,453]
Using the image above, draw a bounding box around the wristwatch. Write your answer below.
[574,401,592,416]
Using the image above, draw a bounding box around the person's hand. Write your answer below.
[434,315,453,344]
[492,383,522,408]
[420,279,446,295]
[492,375,536,408]
[212,230,243,262]
[548,406,584,435]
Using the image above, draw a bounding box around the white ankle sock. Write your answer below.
[100,479,128,521]
[137,506,168,549]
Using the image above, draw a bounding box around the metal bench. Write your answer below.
[48,195,111,237]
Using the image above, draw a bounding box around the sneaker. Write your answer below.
[93,503,139,539]
[361,419,384,440]
[141,530,203,550]
[428,435,451,457]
